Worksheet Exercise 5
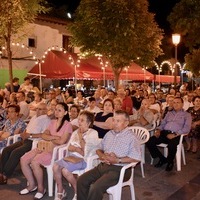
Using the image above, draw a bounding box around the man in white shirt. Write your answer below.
[0,103,50,183]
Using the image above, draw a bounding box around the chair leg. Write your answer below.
[181,145,186,165]
[176,148,182,171]
[140,162,145,178]
[130,184,136,200]
[47,167,54,197]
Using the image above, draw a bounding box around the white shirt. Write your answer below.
[27,114,51,140]
[69,128,100,159]
[85,106,101,114]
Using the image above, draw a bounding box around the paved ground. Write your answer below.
[1,144,200,200]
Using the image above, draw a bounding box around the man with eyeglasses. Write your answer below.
[0,103,51,184]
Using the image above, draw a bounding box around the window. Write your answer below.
[62,35,74,52]
[28,38,36,48]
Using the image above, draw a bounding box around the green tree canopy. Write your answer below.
[0,0,49,91]
[185,49,200,77]
[69,0,163,88]
[168,0,200,50]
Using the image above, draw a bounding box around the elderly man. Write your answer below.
[0,103,50,184]
[77,110,141,200]
[147,97,192,171]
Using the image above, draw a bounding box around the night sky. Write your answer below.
[57,0,181,34]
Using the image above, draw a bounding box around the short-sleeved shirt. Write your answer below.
[101,127,142,165]
[47,120,73,138]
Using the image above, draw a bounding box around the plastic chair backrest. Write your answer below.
[129,126,150,144]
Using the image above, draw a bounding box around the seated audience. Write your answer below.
[185,96,200,153]
[93,99,113,138]
[19,103,72,199]
[53,111,99,200]
[146,97,192,171]
[85,97,101,114]
[113,97,123,112]
[77,110,141,200]
[19,77,33,95]
[16,91,30,120]
[62,89,74,104]
[74,90,87,109]
[148,93,161,114]
[69,105,80,131]
[162,95,175,119]
[129,98,154,130]
[117,88,133,115]
[29,93,45,118]
[0,103,50,184]
[0,105,26,150]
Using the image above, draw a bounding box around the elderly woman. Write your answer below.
[93,99,114,138]
[129,98,154,130]
[19,103,72,199]
[53,111,99,200]
[0,104,26,150]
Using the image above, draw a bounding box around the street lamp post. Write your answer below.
[102,67,106,87]
[69,55,80,95]
[172,33,181,89]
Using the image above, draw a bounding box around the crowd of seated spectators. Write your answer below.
[0,78,200,199]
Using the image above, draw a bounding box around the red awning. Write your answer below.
[155,75,180,83]
[29,50,154,81]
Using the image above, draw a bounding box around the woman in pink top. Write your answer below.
[19,103,72,199]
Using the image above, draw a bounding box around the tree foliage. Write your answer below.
[185,49,200,77]
[69,0,163,88]
[168,0,200,50]
[0,0,49,92]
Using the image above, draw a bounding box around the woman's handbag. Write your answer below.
[37,140,55,153]
[63,156,83,163]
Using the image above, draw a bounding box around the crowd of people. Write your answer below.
[0,76,200,200]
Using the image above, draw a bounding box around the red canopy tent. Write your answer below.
[29,50,154,81]
[155,75,180,83]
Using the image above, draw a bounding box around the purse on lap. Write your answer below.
[37,140,54,153]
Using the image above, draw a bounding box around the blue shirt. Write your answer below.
[101,127,141,162]
[159,109,192,135]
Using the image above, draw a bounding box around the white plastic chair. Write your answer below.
[32,140,68,197]
[106,162,138,200]
[129,126,150,178]
[0,134,22,153]
[55,144,101,195]
[150,134,187,171]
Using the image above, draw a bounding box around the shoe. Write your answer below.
[165,163,174,171]
[54,190,67,200]
[34,189,46,199]
[0,175,7,185]
[154,159,167,168]
[19,186,37,195]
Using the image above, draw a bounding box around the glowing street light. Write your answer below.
[172,33,181,89]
